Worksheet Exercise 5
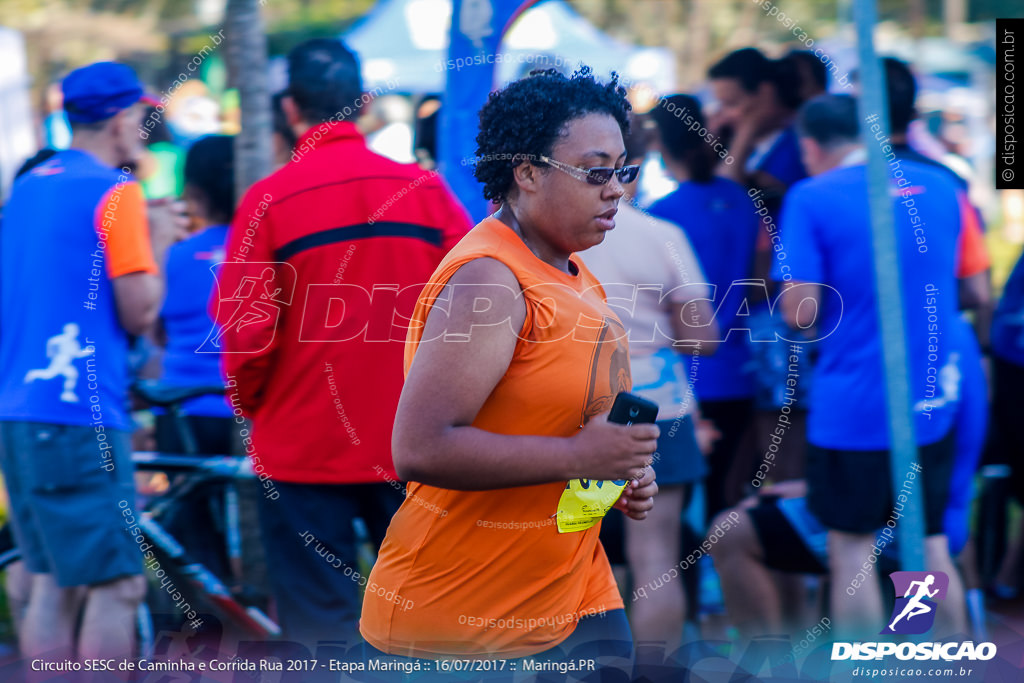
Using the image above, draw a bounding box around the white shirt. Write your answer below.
[580,202,711,419]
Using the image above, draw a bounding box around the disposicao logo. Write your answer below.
[882,571,947,635]
[832,571,997,662]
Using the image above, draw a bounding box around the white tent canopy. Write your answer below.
[344,0,675,94]
[0,27,34,199]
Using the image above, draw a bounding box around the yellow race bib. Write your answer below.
[555,478,628,533]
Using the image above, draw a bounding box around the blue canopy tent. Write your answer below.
[346,0,673,220]
[343,0,674,94]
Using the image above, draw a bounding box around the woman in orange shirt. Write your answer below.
[360,68,660,674]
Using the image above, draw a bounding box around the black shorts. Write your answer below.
[747,495,827,574]
[806,428,954,535]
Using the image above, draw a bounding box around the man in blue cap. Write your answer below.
[0,61,186,664]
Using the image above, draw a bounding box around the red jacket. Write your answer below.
[214,122,470,483]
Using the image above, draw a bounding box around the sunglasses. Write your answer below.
[535,155,640,186]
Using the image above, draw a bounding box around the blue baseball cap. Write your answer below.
[62,61,159,123]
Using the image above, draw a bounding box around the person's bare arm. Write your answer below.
[756,479,807,498]
[714,103,776,183]
[393,257,660,490]
[716,123,757,183]
[151,317,168,349]
[960,270,993,348]
[612,464,658,521]
[779,280,820,331]
[959,270,992,311]
[106,191,185,336]
[112,273,163,336]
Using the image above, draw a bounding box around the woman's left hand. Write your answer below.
[613,466,658,521]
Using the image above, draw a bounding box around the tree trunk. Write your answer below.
[683,0,710,89]
[225,0,272,199]
[944,0,967,40]
[734,0,761,50]
[907,0,925,40]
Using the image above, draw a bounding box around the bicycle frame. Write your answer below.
[134,453,279,639]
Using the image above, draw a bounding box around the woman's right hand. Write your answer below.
[568,412,660,482]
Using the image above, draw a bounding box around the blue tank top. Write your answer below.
[0,150,139,430]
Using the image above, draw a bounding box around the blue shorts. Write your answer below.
[0,421,141,586]
[653,416,706,486]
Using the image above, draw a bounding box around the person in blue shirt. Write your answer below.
[0,62,185,663]
[648,95,760,520]
[772,94,981,639]
[153,135,238,584]
[988,251,1024,596]
[708,49,814,493]
[157,134,235,452]
[877,57,993,331]
[708,48,807,222]
[709,315,987,639]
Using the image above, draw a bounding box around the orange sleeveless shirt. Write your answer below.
[359,217,631,658]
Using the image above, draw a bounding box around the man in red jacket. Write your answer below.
[213,38,470,648]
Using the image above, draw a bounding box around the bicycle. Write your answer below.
[131,380,279,643]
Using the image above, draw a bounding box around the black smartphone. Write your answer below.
[607,392,659,426]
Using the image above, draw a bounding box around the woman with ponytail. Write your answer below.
[648,95,760,521]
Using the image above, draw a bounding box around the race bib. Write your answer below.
[555,478,628,533]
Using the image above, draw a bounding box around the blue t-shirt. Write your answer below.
[649,177,759,400]
[160,224,232,417]
[992,251,1024,367]
[745,126,808,225]
[771,160,964,450]
[755,126,808,189]
[0,150,149,430]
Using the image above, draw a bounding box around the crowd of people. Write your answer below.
[0,30,1019,683]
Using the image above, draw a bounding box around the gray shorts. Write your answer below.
[0,421,142,587]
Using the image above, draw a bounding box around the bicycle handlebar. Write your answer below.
[132,451,255,479]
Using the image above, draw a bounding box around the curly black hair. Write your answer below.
[473,66,631,203]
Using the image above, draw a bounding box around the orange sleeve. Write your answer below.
[94,181,158,278]
[955,191,990,278]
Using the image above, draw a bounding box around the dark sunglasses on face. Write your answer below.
[534,155,640,186]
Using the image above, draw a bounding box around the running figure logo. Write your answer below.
[23,323,94,403]
[201,262,295,354]
[882,571,949,635]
